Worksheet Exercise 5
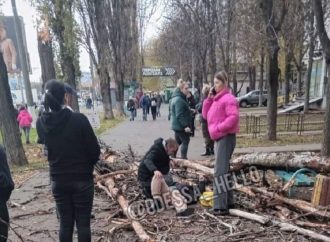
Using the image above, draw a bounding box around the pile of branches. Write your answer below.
[93,142,330,241]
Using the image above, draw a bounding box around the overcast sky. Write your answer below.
[1,0,164,82]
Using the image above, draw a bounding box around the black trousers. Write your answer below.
[174,131,190,159]
[52,179,94,242]
[0,201,9,242]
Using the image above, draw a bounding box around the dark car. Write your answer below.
[237,90,268,107]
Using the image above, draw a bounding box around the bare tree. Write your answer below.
[78,0,115,119]
[259,0,287,140]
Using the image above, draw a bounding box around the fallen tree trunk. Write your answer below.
[176,158,330,220]
[231,153,330,172]
[229,209,330,241]
[251,187,330,219]
[104,177,151,241]
[174,159,213,175]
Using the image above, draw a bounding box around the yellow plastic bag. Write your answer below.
[199,191,214,208]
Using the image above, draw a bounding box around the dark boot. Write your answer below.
[209,147,214,155]
[201,148,211,156]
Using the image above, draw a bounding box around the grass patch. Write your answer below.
[236,134,322,148]
[94,116,125,136]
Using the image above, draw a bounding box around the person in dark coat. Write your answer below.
[127,97,136,121]
[40,80,100,242]
[186,91,197,137]
[170,79,192,159]
[138,138,193,217]
[150,94,157,120]
[145,95,151,115]
[0,145,14,242]
[196,85,214,156]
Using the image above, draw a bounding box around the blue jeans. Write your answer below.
[142,107,147,121]
[0,201,9,242]
[52,180,94,242]
[21,127,30,143]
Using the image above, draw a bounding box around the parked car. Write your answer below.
[237,90,268,107]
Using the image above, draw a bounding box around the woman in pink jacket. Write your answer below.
[202,71,239,215]
[17,106,33,144]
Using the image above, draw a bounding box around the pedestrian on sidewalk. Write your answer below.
[17,106,33,144]
[156,93,163,117]
[202,71,239,216]
[150,94,157,120]
[171,79,192,159]
[40,80,100,242]
[140,94,148,121]
[0,145,14,242]
[127,97,136,121]
[196,85,214,156]
[138,138,194,217]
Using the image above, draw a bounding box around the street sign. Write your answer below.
[86,111,101,129]
[142,67,176,77]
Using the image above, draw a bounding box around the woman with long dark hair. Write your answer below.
[40,80,100,242]
[202,71,239,215]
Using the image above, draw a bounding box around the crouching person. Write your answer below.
[0,146,15,242]
[138,138,194,217]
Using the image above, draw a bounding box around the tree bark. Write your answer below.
[267,53,279,140]
[37,37,56,88]
[260,0,285,140]
[0,53,28,166]
[51,0,79,112]
[259,47,265,107]
[232,40,238,96]
[284,51,293,105]
[230,152,330,173]
[312,0,330,156]
[304,9,315,113]
[93,0,114,119]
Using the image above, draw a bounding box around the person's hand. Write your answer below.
[12,64,17,70]
[208,87,215,98]
[170,159,177,168]
[184,127,191,133]
[154,170,163,179]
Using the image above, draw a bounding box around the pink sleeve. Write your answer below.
[17,113,21,122]
[29,113,33,122]
[202,98,213,120]
[217,98,239,132]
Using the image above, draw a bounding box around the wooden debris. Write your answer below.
[104,177,152,242]
[251,187,330,219]
[230,152,330,172]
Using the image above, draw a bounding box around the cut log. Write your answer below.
[278,222,330,241]
[231,153,330,172]
[104,177,152,241]
[95,169,135,182]
[229,209,270,225]
[228,209,330,241]
[251,187,330,219]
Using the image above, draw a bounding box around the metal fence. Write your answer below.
[240,112,324,137]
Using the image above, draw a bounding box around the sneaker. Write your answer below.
[176,207,194,217]
[209,208,229,216]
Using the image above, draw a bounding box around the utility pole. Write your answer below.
[11,0,33,106]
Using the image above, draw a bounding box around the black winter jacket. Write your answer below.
[138,138,170,186]
[0,146,14,201]
[40,108,100,182]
